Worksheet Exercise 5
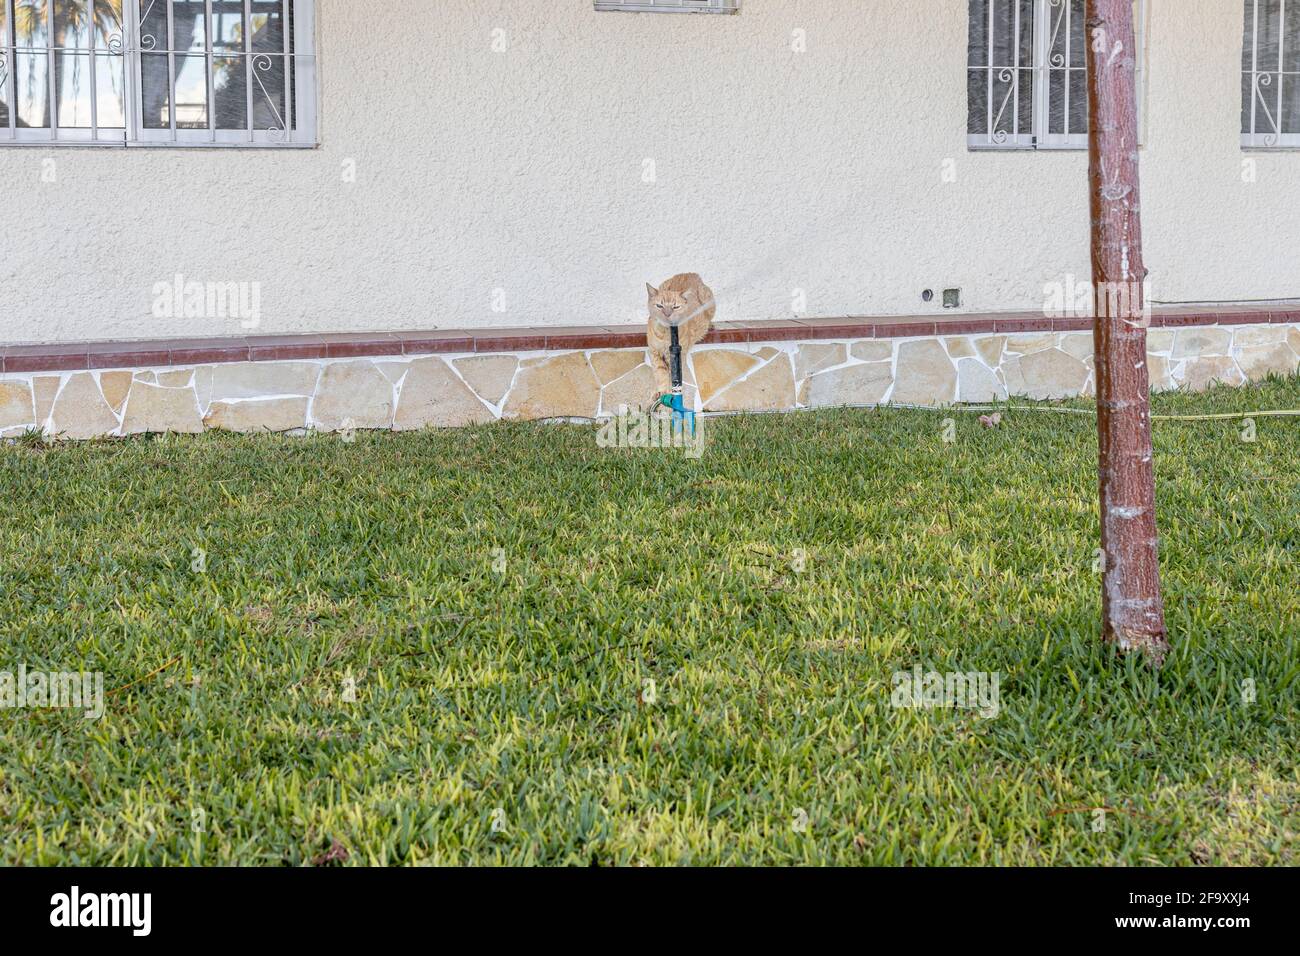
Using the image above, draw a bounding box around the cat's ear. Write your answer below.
[646,283,658,298]
[683,289,694,299]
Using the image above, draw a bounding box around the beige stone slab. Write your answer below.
[158,369,194,388]
[851,340,894,363]
[1172,327,1232,360]
[1060,332,1095,362]
[121,383,204,435]
[705,355,796,412]
[1232,324,1289,348]
[944,337,976,359]
[693,349,761,404]
[1235,343,1300,382]
[33,376,60,426]
[1005,333,1057,354]
[1148,354,1175,392]
[799,361,892,408]
[375,361,412,385]
[974,335,1007,367]
[1178,355,1245,391]
[210,362,322,401]
[0,381,35,430]
[205,397,310,433]
[311,361,394,431]
[454,355,519,406]
[1146,329,1175,353]
[794,343,848,381]
[957,358,1007,403]
[589,349,645,385]
[1013,348,1090,400]
[1000,356,1025,395]
[395,357,496,429]
[891,339,957,405]
[503,352,600,420]
[99,371,133,413]
[601,363,659,415]
[193,366,214,413]
[50,373,120,439]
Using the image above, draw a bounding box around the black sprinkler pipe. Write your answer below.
[669,325,683,395]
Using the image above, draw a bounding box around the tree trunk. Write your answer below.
[1085,0,1168,664]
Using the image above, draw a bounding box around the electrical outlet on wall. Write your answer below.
[922,288,963,309]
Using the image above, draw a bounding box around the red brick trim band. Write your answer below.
[3,307,1296,374]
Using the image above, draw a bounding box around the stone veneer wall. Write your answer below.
[2,324,1299,440]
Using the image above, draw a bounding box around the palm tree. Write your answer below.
[15,0,123,46]
[10,0,124,127]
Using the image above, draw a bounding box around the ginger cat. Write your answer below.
[646,273,715,398]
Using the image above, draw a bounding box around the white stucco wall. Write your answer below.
[3,0,1298,346]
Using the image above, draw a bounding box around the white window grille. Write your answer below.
[595,1,737,13]
[968,0,1145,150]
[0,0,316,147]
[1242,0,1300,147]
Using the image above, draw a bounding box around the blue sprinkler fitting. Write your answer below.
[658,324,696,436]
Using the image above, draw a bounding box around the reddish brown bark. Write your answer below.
[1086,0,1168,664]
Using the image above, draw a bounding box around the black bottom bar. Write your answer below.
[0,866,1278,943]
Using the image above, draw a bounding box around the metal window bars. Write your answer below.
[968,0,1145,150]
[0,0,316,146]
[1243,0,1298,147]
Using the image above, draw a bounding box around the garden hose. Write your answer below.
[771,403,1300,423]
[560,404,1300,427]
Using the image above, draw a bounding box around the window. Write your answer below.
[967,0,1144,149]
[595,1,737,13]
[1242,0,1300,147]
[0,0,316,146]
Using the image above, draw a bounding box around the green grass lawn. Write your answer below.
[2,377,1298,865]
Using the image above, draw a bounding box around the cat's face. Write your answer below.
[647,284,694,326]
